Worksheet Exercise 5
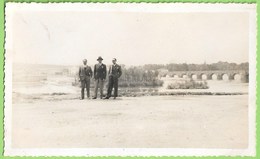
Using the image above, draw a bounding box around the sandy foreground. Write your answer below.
[12,95,248,148]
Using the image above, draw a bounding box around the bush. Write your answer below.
[119,79,164,87]
[167,80,208,89]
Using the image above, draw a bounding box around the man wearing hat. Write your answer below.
[79,59,93,100]
[93,56,107,99]
[105,58,122,99]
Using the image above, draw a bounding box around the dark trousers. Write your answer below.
[94,79,104,98]
[107,76,118,97]
[80,79,90,99]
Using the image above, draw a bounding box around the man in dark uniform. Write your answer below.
[79,59,93,100]
[105,58,122,99]
[93,56,107,99]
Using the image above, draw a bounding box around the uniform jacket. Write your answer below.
[79,65,93,81]
[94,63,107,80]
[108,64,122,78]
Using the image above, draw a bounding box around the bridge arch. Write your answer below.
[181,74,188,79]
[173,74,179,78]
[221,73,229,81]
[231,73,241,81]
[201,73,208,80]
[230,72,249,82]
[191,74,198,80]
[210,73,222,80]
[209,73,216,80]
[197,73,207,80]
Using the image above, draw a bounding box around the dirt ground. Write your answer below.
[12,95,248,148]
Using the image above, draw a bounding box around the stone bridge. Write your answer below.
[160,70,249,82]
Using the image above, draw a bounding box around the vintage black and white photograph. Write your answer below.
[4,3,256,156]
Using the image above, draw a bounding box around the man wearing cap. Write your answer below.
[105,58,122,99]
[79,59,93,100]
[93,56,107,99]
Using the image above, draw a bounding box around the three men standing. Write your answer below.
[79,59,93,100]
[93,56,107,99]
[105,58,122,99]
[79,56,122,100]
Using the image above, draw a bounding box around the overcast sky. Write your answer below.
[6,3,253,66]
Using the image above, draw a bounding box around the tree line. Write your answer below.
[142,61,249,72]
